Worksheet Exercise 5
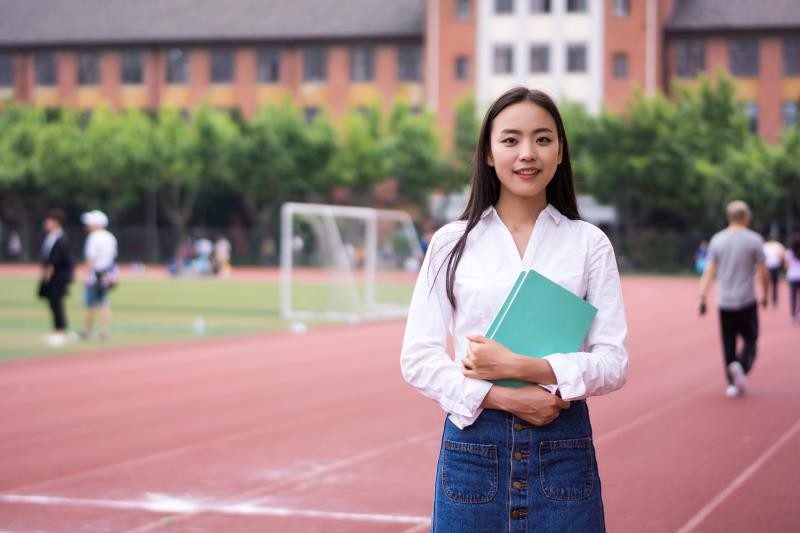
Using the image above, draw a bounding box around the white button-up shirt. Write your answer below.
[401,204,628,429]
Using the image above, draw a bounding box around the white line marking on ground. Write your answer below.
[676,418,800,533]
[5,410,332,494]
[0,493,429,525]
[403,521,432,533]
[122,430,440,533]
[594,382,719,446]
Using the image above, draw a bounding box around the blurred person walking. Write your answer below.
[785,234,800,324]
[694,239,709,275]
[763,234,785,307]
[698,201,769,398]
[38,209,75,347]
[213,234,232,277]
[80,210,118,342]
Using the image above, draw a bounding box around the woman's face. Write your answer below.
[487,100,562,203]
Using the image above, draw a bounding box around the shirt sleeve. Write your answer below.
[543,231,628,400]
[400,230,493,429]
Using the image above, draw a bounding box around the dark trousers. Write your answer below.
[790,281,800,320]
[718,303,758,385]
[768,267,781,305]
[46,292,67,330]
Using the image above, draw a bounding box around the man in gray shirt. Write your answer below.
[699,200,769,397]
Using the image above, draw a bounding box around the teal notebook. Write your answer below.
[486,270,598,388]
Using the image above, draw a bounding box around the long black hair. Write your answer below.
[441,87,580,310]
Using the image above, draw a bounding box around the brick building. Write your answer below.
[663,0,800,142]
[0,0,426,122]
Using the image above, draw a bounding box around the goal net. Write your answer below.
[280,202,423,323]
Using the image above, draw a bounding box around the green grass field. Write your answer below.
[0,275,414,361]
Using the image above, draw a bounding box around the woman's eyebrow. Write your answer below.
[499,127,554,134]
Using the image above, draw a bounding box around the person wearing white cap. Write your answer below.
[80,209,118,341]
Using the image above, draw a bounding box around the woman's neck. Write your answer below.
[494,193,547,231]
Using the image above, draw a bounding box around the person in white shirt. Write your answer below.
[80,210,118,341]
[763,234,786,308]
[401,87,627,532]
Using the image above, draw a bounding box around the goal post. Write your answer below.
[280,202,423,323]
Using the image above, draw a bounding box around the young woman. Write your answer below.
[401,87,628,532]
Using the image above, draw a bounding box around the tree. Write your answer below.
[385,102,442,204]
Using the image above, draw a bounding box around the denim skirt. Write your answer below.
[432,401,604,533]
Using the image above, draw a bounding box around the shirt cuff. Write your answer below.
[543,354,587,400]
[446,377,493,429]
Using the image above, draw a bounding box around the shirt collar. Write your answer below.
[481,203,564,225]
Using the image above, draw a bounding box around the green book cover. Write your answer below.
[486,270,598,388]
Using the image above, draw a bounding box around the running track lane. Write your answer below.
[0,277,798,532]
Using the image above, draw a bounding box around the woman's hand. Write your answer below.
[482,385,570,426]
[461,334,520,381]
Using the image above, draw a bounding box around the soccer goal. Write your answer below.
[280,202,423,323]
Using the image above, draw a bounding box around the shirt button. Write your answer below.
[513,452,523,460]
[513,422,523,431]
[511,510,521,519]
[513,481,523,490]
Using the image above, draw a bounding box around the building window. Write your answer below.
[303,46,327,82]
[613,0,630,16]
[0,54,12,87]
[35,52,57,86]
[745,101,758,133]
[567,44,587,72]
[303,107,320,123]
[730,39,758,77]
[455,56,469,80]
[494,45,514,74]
[77,51,100,85]
[121,49,143,84]
[783,38,800,76]
[166,48,188,84]
[530,0,551,13]
[676,39,705,77]
[782,101,798,129]
[257,47,280,82]
[456,0,470,20]
[567,0,588,13]
[529,45,549,73]
[398,44,421,81]
[211,48,234,83]
[613,52,628,78]
[350,46,374,82]
[495,0,513,14]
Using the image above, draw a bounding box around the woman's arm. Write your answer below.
[400,230,493,429]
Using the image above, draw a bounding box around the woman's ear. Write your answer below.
[557,139,563,165]
[486,154,494,167]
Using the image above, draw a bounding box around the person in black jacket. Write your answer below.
[38,209,75,347]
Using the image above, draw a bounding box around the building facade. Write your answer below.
[0,0,426,121]
[475,0,604,114]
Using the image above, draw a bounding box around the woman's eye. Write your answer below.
[501,138,517,145]
[537,137,552,144]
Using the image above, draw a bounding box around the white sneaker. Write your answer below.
[728,361,747,395]
[44,333,66,347]
[725,384,739,398]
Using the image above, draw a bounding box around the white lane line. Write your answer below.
[0,494,429,526]
[594,382,718,446]
[122,430,440,532]
[676,418,800,533]
[5,409,332,494]
[403,521,432,533]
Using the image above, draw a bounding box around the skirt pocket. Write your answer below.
[441,440,498,504]
[539,437,595,501]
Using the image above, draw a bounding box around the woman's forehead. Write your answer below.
[492,101,556,133]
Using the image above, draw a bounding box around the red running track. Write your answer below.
[0,277,798,532]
